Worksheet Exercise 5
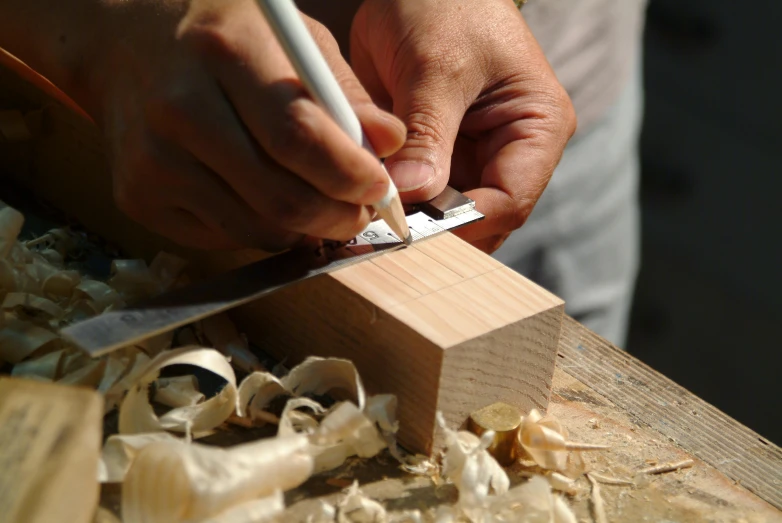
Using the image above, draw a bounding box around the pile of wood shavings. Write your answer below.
[1,198,640,523]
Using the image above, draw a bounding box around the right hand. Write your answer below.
[67,0,406,251]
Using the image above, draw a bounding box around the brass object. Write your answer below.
[467,402,522,465]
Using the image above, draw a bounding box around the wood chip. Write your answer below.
[588,472,635,486]
[564,442,611,451]
[640,459,694,475]
[586,473,608,523]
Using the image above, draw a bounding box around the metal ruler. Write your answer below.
[61,187,484,357]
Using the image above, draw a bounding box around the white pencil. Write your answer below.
[257,0,412,245]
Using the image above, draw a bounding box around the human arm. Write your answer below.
[350,0,576,252]
[0,0,406,251]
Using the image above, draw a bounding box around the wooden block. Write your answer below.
[0,53,564,455]
[234,237,564,454]
[0,377,103,523]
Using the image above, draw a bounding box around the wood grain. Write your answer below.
[0,377,103,523]
[0,55,564,455]
[234,234,564,454]
[558,316,782,510]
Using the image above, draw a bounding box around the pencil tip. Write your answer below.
[403,234,413,246]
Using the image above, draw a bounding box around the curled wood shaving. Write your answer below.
[199,313,265,374]
[337,481,387,523]
[1,201,190,412]
[436,413,578,522]
[121,434,313,523]
[237,371,288,422]
[99,432,179,483]
[155,375,204,408]
[518,409,607,474]
[283,357,366,409]
[118,347,238,437]
[438,412,510,510]
[309,402,387,474]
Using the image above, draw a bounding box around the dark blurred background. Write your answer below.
[626,0,782,443]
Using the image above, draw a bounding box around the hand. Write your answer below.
[20,0,406,251]
[351,0,576,252]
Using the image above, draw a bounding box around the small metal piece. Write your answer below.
[417,186,476,220]
[467,402,522,466]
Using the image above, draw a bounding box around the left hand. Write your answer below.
[351,0,576,252]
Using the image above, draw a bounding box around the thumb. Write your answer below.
[385,79,469,202]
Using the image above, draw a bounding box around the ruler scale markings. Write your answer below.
[61,189,483,356]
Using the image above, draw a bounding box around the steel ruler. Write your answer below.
[61,187,484,357]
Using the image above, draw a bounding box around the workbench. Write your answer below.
[89,317,780,522]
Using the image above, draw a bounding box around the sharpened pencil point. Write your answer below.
[403,234,413,246]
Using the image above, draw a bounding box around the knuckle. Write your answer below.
[507,198,534,232]
[554,86,577,138]
[419,48,472,85]
[305,19,337,52]
[403,103,448,148]
[180,23,240,62]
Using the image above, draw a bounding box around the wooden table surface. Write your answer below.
[95,317,782,522]
[281,316,781,522]
[0,177,779,521]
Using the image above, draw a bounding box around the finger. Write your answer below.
[182,4,393,206]
[307,20,406,158]
[454,126,565,243]
[163,151,306,252]
[153,208,244,251]
[144,72,374,241]
[381,63,479,203]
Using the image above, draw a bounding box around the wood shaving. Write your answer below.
[517,409,608,473]
[117,347,239,438]
[586,473,608,523]
[121,435,313,523]
[154,375,205,408]
[199,313,265,374]
[639,459,694,475]
[588,472,635,486]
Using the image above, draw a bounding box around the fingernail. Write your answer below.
[388,162,435,192]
